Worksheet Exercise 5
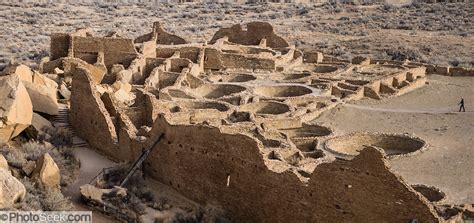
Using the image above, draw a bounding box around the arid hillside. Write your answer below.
[0,1,472,69]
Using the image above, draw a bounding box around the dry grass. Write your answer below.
[0,1,472,70]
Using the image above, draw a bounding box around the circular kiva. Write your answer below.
[412,184,446,203]
[254,85,313,98]
[282,73,311,80]
[227,73,257,82]
[324,132,426,158]
[313,65,338,73]
[193,84,246,99]
[179,101,230,112]
[240,101,290,115]
[279,124,332,138]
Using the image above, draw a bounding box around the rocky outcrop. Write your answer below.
[0,74,33,145]
[1,64,33,82]
[2,64,59,115]
[22,72,59,115]
[0,155,8,170]
[0,169,26,209]
[26,113,53,139]
[32,153,61,189]
[111,81,135,105]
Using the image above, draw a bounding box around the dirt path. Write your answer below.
[344,103,471,114]
[54,103,117,222]
[63,147,117,223]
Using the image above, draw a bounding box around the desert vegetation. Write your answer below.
[0,126,79,211]
[0,1,472,70]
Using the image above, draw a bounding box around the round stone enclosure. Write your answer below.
[254,85,313,98]
[227,74,257,82]
[325,132,426,158]
[280,124,332,138]
[167,89,194,99]
[171,101,230,112]
[240,101,290,115]
[193,84,246,99]
[282,73,311,80]
[313,65,338,73]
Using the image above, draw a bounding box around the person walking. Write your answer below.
[458,97,466,112]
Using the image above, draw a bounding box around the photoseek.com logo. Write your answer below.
[0,211,92,223]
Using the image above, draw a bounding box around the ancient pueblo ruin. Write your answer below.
[0,20,473,222]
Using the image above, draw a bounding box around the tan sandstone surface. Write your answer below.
[318,74,474,204]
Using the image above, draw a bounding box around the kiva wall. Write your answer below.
[135,116,439,222]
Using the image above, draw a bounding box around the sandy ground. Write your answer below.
[0,1,472,69]
[64,146,200,223]
[317,74,474,205]
[63,147,116,223]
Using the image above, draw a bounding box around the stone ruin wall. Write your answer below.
[70,68,439,221]
[54,21,474,221]
[145,118,439,222]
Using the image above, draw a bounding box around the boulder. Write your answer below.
[32,153,60,189]
[111,81,135,105]
[22,72,59,115]
[0,64,33,83]
[59,82,71,100]
[0,155,8,170]
[0,74,33,144]
[113,89,135,106]
[112,81,132,93]
[25,113,53,139]
[0,168,26,209]
[31,113,52,132]
[117,70,133,84]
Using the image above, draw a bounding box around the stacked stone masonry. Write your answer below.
[39,21,473,222]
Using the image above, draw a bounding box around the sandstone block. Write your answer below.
[22,72,59,115]
[0,74,33,144]
[0,155,8,170]
[1,64,33,83]
[32,153,61,189]
[32,113,52,131]
[0,169,26,209]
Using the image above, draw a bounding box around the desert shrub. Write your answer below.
[41,189,75,211]
[384,46,428,63]
[382,3,398,12]
[129,195,147,215]
[18,141,79,187]
[18,178,74,211]
[18,179,43,211]
[39,126,73,147]
[0,146,26,168]
[21,141,51,161]
[105,166,157,204]
[51,147,80,187]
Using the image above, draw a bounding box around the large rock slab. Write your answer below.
[31,113,52,133]
[0,155,8,170]
[25,113,53,139]
[0,169,26,208]
[0,64,33,83]
[32,153,61,189]
[0,74,33,144]
[23,72,59,115]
